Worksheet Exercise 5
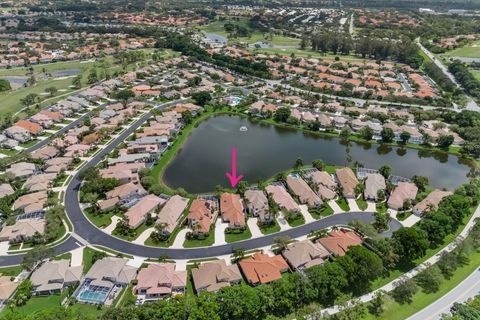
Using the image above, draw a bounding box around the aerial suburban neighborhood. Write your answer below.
[0,0,479,320]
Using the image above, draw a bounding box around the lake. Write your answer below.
[162,115,475,193]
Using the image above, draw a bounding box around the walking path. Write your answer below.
[320,203,480,316]
[247,218,262,238]
[133,227,155,245]
[408,265,480,320]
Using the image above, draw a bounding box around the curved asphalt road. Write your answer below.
[0,100,403,265]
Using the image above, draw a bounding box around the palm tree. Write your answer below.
[272,236,292,253]
[231,248,245,263]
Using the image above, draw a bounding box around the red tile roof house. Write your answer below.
[134,263,187,300]
[220,193,245,229]
[187,199,214,235]
[387,182,418,210]
[125,195,166,229]
[15,120,43,135]
[318,229,363,257]
[239,252,289,285]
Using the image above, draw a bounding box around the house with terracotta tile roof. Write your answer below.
[156,195,189,235]
[317,229,363,257]
[15,120,43,135]
[134,263,187,300]
[125,195,166,228]
[388,182,418,210]
[220,193,245,228]
[335,167,359,199]
[282,240,330,271]
[191,260,242,293]
[187,199,214,235]
[239,252,289,285]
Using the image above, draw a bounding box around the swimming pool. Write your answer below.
[77,284,110,304]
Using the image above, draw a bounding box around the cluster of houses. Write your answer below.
[0,78,150,245]
[249,97,464,147]
[208,47,439,100]
[0,225,364,307]
[0,32,154,68]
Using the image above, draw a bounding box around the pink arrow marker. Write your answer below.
[226,147,244,188]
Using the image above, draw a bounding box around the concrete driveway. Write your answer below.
[347,199,359,211]
[328,200,344,214]
[214,219,228,246]
[172,228,191,248]
[103,215,121,235]
[247,218,262,238]
[133,227,155,245]
[299,205,315,223]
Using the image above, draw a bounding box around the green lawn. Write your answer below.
[225,225,252,243]
[287,215,306,227]
[443,40,480,58]
[472,69,480,81]
[84,208,115,228]
[259,221,281,235]
[113,222,151,242]
[376,202,388,214]
[308,203,334,219]
[362,248,480,320]
[82,247,98,273]
[336,198,350,212]
[68,303,106,319]
[0,265,23,277]
[197,16,300,47]
[356,198,368,211]
[396,211,412,221]
[1,295,63,317]
[183,231,215,248]
[0,50,168,117]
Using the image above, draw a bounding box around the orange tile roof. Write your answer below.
[15,120,42,135]
[239,252,289,285]
[318,229,363,256]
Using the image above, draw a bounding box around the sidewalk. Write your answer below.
[320,204,480,316]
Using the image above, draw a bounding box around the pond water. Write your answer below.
[162,115,475,193]
[51,69,81,78]
[0,76,27,88]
